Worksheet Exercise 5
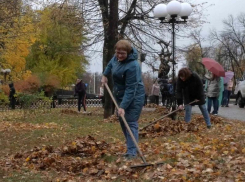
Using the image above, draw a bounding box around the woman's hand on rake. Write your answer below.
[118,108,125,117]
[101,75,108,86]
[178,105,184,110]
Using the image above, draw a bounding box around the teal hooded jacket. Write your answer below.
[103,48,145,122]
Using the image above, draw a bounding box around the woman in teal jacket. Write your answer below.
[101,40,145,160]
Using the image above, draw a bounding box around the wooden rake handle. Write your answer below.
[104,83,147,164]
[139,100,199,131]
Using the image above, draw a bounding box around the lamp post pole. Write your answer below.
[153,0,192,117]
[171,19,176,93]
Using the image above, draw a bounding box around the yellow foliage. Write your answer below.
[22,70,32,81]
[0,9,36,81]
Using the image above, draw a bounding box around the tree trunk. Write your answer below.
[102,0,119,118]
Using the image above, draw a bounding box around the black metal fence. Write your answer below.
[0,99,103,112]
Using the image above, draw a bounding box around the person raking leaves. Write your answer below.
[101,40,145,160]
[176,68,212,129]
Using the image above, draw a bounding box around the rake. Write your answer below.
[139,100,199,131]
[104,83,164,168]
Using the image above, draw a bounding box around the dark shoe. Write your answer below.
[207,125,211,129]
[124,154,137,160]
[121,153,128,157]
[221,105,224,107]
[225,105,229,107]
[234,103,237,105]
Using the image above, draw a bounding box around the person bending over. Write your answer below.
[176,68,211,129]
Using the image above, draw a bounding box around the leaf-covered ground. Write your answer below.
[0,106,245,181]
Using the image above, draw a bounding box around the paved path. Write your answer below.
[192,99,245,121]
[143,99,245,122]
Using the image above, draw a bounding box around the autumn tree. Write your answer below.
[181,29,212,77]
[0,1,35,81]
[142,71,154,96]
[86,0,206,118]
[210,14,245,80]
[26,3,88,87]
[27,0,206,118]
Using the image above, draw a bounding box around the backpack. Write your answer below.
[84,83,88,90]
[167,84,174,95]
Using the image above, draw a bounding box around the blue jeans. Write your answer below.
[119,118,138,156]
[222,90,231,106]
[207,97,218,114]
[184,104,211,127]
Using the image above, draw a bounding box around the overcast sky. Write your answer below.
[88,0,245,73]
[196,0,245,36]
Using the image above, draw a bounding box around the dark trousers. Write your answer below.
[144,95,148,106]
[9,97,16,109]
[154,95,159,105]
[101,96,105,108]
[162,94,167,106]
[207,97,218,114]
[167,94,174,106]
[222,90,231,106]
[78,93,86,112]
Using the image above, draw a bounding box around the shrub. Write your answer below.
[1,84,10,96]
[15,75,41,94]
[43,75,60,97]
[17,91,51,109]
[0,91,9,105]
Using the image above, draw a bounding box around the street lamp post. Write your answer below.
[1,69,11,84]
[153,0,192,112]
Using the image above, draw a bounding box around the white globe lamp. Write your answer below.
[179,3,192,19]
[153,4,168,20]
[5,69,11,73]
[167,0,181,18]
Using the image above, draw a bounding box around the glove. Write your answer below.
[178,105,184,110]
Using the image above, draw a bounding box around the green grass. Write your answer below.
[102,154,118,163]
[0,168,59,182]
[0,108,124,156]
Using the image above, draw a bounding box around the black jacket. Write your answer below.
[176,72,205,106]
[9,83,16,98]
[75,81,86,95]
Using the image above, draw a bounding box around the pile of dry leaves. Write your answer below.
[1,135,152,181]
[139,115,224,138]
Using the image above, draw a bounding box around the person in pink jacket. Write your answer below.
[221,79,233,107]
[151,80,160,105]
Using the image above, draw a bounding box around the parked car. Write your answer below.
[234,77,245,108]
